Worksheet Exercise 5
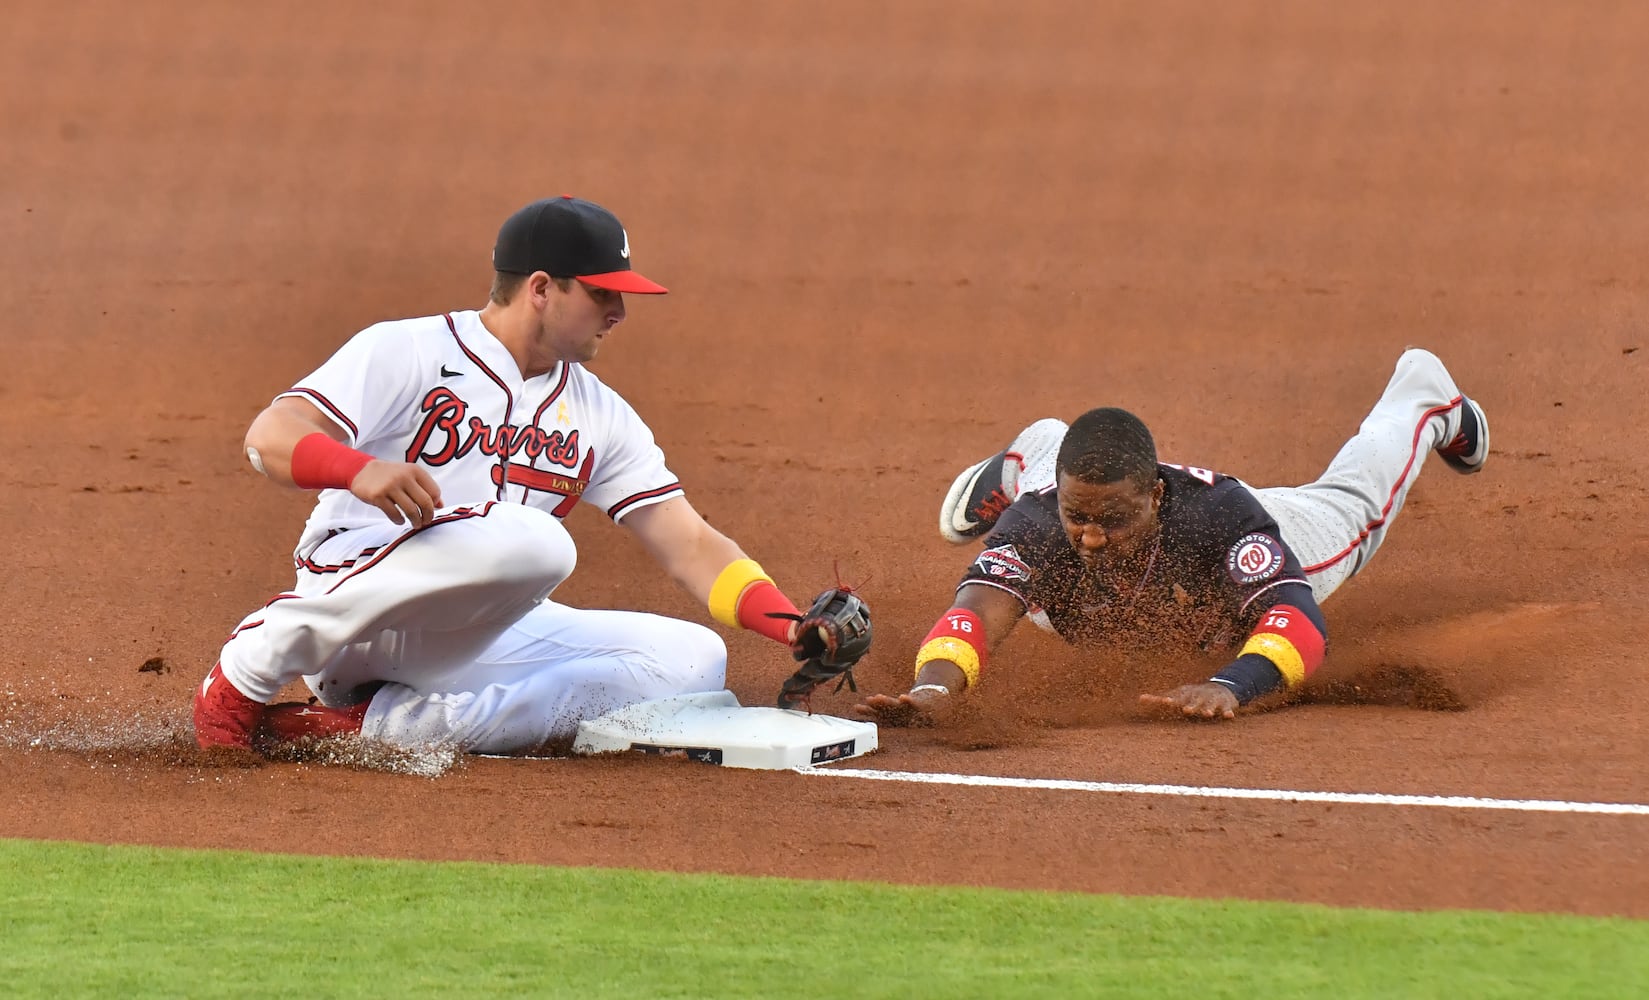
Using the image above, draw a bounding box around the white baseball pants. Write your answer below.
[216,501,726,754]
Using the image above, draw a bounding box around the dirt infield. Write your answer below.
[2,1,1645,917]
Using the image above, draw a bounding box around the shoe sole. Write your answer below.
[1440,396,1489,474]
[1005,418,1067,497]
[939,450,1007,544]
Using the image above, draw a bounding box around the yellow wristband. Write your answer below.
[1238,632,1307,688]
[708,558,773,629]
[914,636,982,690]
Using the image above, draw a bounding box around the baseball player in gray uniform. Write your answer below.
[194,196,869,755]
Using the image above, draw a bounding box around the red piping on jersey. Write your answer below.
[492,451,595,518]
[283,388,360,440]
[956,578,1029,608]
[492,463,581,493]
[522,363,575,506]
[607,482,683,520]
[225,506,497,641]
[445,313,516,501]
[296,545,383,575]
[222,592,302,643]
[529,364,571,425]
[1237,577,1304,617]
[1302,398,1460,574]
[318,502,498,596]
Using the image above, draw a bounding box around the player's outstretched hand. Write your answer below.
[350,461,445,528]
[850,687,953,728]
[1139,682,1240,720]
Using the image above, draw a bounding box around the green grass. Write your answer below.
[0,839,1643,999]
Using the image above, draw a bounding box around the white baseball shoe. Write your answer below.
[938,418,1067,544]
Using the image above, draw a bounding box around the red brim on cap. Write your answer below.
[579,270,669,294]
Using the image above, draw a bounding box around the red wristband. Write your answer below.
[922,607,986,651]
[914,607,987,688]
[735,580,803,645]
[289,433,374,490]
[1236,603,1326,688]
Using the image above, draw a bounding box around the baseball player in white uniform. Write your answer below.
[195,196,842,755]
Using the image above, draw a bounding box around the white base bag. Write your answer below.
[572,690,878,770]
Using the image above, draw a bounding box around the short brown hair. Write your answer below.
[489,271,526,305]
[490,272,575,305]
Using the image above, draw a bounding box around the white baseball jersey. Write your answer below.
[216,308,726,753]
[279,310,683,557]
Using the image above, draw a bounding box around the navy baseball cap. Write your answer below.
[492,196,668,294]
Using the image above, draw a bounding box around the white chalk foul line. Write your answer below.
[795,767,1649,816]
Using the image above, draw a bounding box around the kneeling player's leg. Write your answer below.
[221,502,577,704]
[1254,348,1477,601]
[358,603,728,754]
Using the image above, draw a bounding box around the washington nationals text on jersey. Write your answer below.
[960,465,1315,651]
[280,310,683,557]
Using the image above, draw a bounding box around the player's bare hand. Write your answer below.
[349,461,444,527]
[850,688,952,728]
[1139,682,1240,720]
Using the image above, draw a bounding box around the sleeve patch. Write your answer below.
[1226,532,1285,585]
[975,544,1031,583]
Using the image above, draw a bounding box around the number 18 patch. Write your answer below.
[1225,532,1285,585]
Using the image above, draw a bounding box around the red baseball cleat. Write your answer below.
[257,700,370,744]
[193,662,265,749]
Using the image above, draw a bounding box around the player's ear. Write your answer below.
[526,271,554,304]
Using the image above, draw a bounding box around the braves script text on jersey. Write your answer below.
[291,310,683,547]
